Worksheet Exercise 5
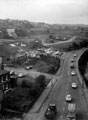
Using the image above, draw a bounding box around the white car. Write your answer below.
[70,63,75,68]
[25,66,33,70]
[10,71,15,75]
[71,59,74,62]
[72,83,77,88]
[73,54,76,57]
[18,73,24,78]
[71,71,76,76]
[66,95,72,102]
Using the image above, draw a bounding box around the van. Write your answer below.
[67,104,76,120]
[45,104,57,119]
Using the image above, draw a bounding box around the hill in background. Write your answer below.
[0,19,88,44]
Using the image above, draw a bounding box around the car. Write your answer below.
[66,95,72,102]
[71,59,74,62]
[24,66,33,70]
[71,71,76,76]
[10,71,15,75]
[70,63,75,68]
[72,83,77,88]
[45,104,57,119]
[18,73,24,78]
[73,54,76,57]
[67,104,76,120]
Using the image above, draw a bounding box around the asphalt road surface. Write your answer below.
[34,52,88,120]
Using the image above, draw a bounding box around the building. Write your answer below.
[0,31,4,39]
[7,28,17,39]
[0,44,19,64]
[0,89,3,111]
[0,69,17,112]
[0,70,10,92]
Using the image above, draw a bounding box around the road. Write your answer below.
[42,36,77,46]
[30,51,88,120]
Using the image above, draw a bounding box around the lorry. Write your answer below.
[66,103,76,120]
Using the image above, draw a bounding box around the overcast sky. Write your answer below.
[0,0,88,24]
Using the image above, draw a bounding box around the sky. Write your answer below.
[0,0,88,24]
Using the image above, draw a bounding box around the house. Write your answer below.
[0,69,12,111]
[0,31,4,39]
[0,89,3,111]
[0,70,10,92]
[7,28,17,38]
[0,44,19,64]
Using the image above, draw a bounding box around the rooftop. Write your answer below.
[0,44,19,54]
[0,69,9,76]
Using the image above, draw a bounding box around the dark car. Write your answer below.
[45,104,57,119]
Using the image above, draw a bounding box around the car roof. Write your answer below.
[49,103,56,106]
[68,104,76,112]
[67,94,71,96]
[72,83,76,84]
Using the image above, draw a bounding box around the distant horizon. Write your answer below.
[0,18,88,26]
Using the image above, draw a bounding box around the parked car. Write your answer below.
[72,83,77,88]
[66,95,72,102]
[24,66,33,70]
[10,71,15,75]
[45,104,57,119]
[17,73,25,78]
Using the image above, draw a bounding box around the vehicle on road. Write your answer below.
[66,95,72,102]
[45,104,57,119]
[71,71,76,76]
[71,59,74,62]
[73,54,77,57]
[66,103,76,120]
[72,83,77,88]
[70,63,75,68]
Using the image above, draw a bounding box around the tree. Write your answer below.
[36,75,46,89]
[29,83,41,98]
[21,80,33,88]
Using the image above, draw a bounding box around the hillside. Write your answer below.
[0,19,88,43]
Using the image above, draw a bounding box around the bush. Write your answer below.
[21,80,33,88]
[35,75,46,89]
